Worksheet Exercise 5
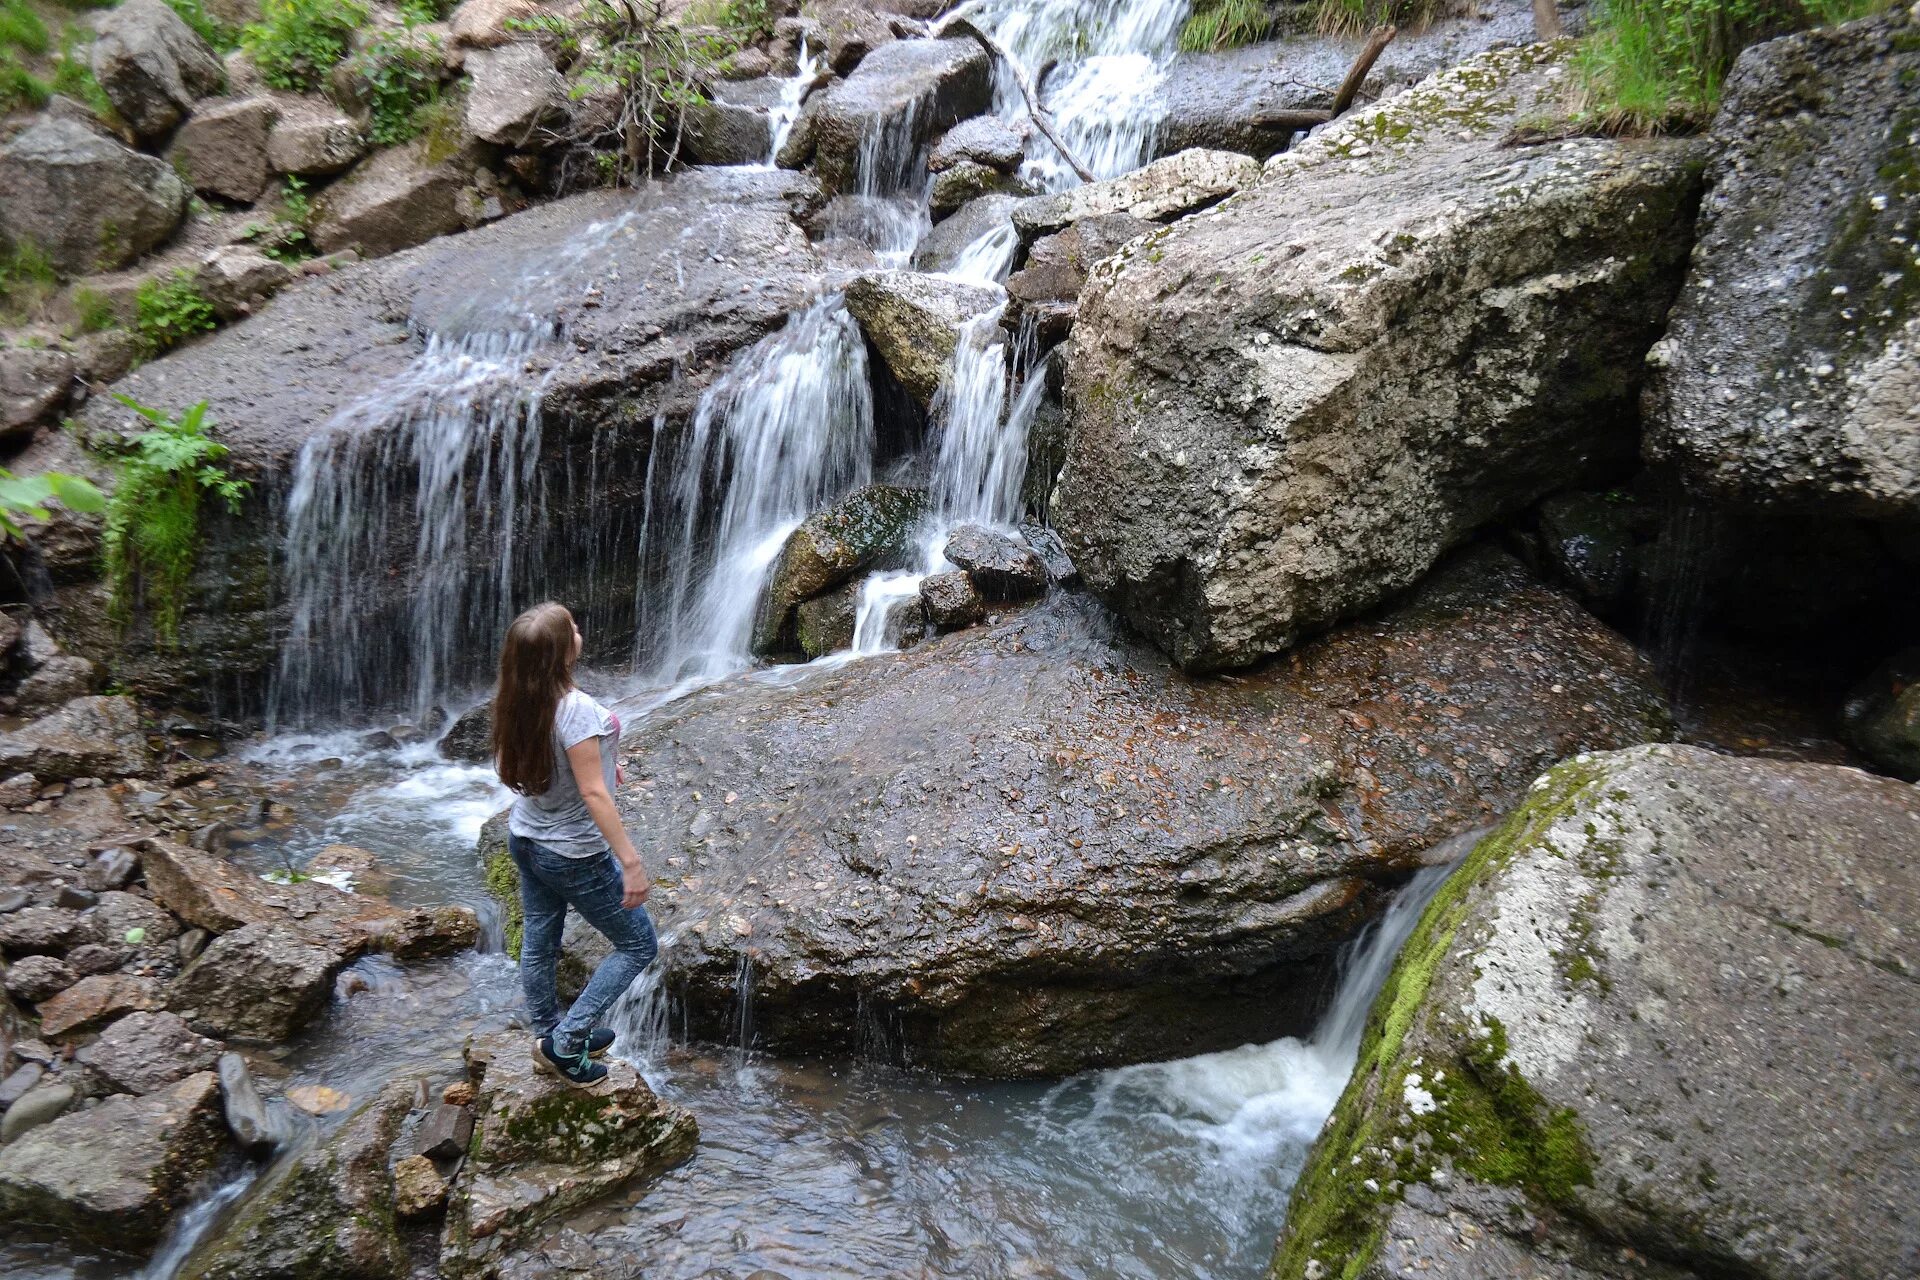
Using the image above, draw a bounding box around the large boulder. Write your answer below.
[537,547,1672,1076]
[1056,45,1706,672]
[751,483,928,654]
[0,118,188,276]
[0,695,152,782]
[810,37,992,193]
[167,95,277,203]
[167,921,351,1042]
[843,270,1004,405]
[185,1081,413,1280]
[1273,745,1920,1280]
[440,1033,697,1276]
[1643,10,1920,522]
[464,42,566,147]
[264,94,366,175]
[311,138,471,259]
[0,347,75,441]
[0,1070,227,1249]
[89,0,225,141]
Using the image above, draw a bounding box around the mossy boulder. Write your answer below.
[751,484,928,656]
[1272,744,1920,1280]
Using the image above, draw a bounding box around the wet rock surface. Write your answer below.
[753,484,928,655]
[810,37,992,192]
[1005,211,1153,342]
[1843,646,1920,780]
[940,525,1046,600]
[74,1009,221,1094]
[1057,46,1705,672]
[1011,147,1260,243]
[0,695,152,782]
[1644,9,1920,521]
[0,1069,227,1249]
[1274,744,1920,1280]
[523,548,1674,1076]
[844,270,1004,405]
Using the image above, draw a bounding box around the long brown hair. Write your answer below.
[492,602,576,795]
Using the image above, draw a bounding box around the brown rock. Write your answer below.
[392,1152,447,1218]
[38,973,161,1038]
[167,96,277,202]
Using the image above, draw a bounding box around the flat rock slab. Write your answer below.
[0,695,153,782]
[517,547,1671,1076]
[0,1070,226,1249]
[1012,147,1261,242]
[1057,45,1706,672]
[1644,9,1920,521]
[1275,744,1920,1280]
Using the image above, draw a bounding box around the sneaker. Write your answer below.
[586,1028,616,1059]
[534,1034,608,1088]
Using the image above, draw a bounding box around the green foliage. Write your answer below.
[1178,0,1278,51]
[0,469,105,540]
[102,395,248,646]
[134,270,218,356]
[1577,0,1893,130]
[351,28,443,146]
[0,240,58,321]
[1315,0,1438,35]
[49,23,111,115]
[0,50,49,111]
[397,0,451,22]
[279,173,313,227]
[243,0,366,91]
[0,0,49,55]
[165,0,241,53]
[72,286,119,333]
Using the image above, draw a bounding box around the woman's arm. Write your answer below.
[567,736,649,908]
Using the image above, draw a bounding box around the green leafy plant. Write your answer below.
[243,0,367,91]
[164,0,240,52]
[134,270,218,356]
[1575,0,1891,131]
[1179,0,1279,50]
[351,28,444,146]
[280,173,313,227]
[397,0,451,22]
[0,470,105,540]
[101,395,248,646]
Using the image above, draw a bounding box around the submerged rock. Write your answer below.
[1644,9,1920,521]
[810,37,992,193]
[1056,45,1705,672]
[548,547,1671,1076]
[0,1070,226,1249]
[1273,745,1920,1280]
[844,270,1004,405]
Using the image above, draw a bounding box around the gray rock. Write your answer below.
[90,889,181,948]
[464,42,565,147]
[89,0,225,141]
[214,1050,275,1154]
[1535,490,1648,616]
[1004,211,1153,344]
[311,138,470,260]
[918,568,982,629]
[0,347,74,441]
[753,484,928,655]
[76,1011,221,1094]
[0,695,153,782]
[878,594,927,649]
[1010,147,1259,243]
[1644,9,1920,522]
[0,1061,44,1108]
[0,1080,73,1145]
[3,955,77,1004]
[941,525,1045,600]
[929,114,1027,173]
[542,548,1672,1077]
[84,847,140,892]
[1056,46,1705,671]
[185,1080,410,1280]
[0,906,87,956]
[1275,744,1920,1280]
[811,37,991,193]
[54,886,96,911]
[11,654,101,717]
[1843,647,1920,781]
[449,0,537,49]
[930,159,1028,219]
[168,922,350,1042]
[264,94,365,175]
[64,941,128,974]
[681,75,781,166]
[195,244,295,319]
[815,0,895,75]
[167,95,276,202]
[910,192,1020,274]
[844,269,1004,405]
[795,581,859,659]
[0,1070,224,1246]
[0,118,188,276]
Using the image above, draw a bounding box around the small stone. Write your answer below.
[3,954,77,1003]
[412,1100,473,1160]
[84,848,139,892]
[0,906,86,955]
[177,927,209,962]
[0,1081,73,1145]
[63,942,131,976]
[920,571,985,630]
[441,1081,474,1107]
[54,885,97,911]
[216,1052,276,1155]
[0,1062,45,1108]
[37,973,161,1038]
[391,1152,447,1218]
[0,888,27,913]
[285,1084,351,1115]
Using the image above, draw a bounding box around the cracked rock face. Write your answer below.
[1055,45,1707,673]
[1644,9,1920,522]
[489,547,1671,1077]
[1273,744,1920,1280]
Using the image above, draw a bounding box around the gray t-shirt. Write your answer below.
[507,689,619,858]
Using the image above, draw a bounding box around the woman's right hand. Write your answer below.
[619,858,650,909]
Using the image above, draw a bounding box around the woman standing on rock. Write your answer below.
[494,601,656,1088]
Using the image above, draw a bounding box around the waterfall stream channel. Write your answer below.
[4,1,1487,1276]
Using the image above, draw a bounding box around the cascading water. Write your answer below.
[633,296,876,683]
[765,37,823,165]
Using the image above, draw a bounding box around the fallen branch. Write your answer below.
[1250,24,1398,135]
[932,14,1096,183]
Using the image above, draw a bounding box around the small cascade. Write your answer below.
[841,101,934,267]
[765,37,823,165]
[633,297,876,682]
[138,1167,257,1280]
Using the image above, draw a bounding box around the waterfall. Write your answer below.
[765,37,822,165]
[633,296,876,683]
[138,1167,257,1280]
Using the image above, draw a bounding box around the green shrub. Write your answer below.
[1179,0,1280,50]
[134,270,218,356]
[72,286,119,333]
[165,0,241,53]
[243,0,366,91]
[1577,0,1892,131]
[0,469,105,540]
[102,396,248,646]
[1315,0,1440,35]
[398,0,452,22]
[0,0,50,56]
[351,28,443,145]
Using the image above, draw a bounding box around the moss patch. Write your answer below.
[483,846,523,958]
[1270,758,1607,1279]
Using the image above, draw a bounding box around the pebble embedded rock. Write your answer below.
[77,1011,222,1095]
[168,923,349,1042]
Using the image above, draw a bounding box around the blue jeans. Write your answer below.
[509,833,658,1057]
